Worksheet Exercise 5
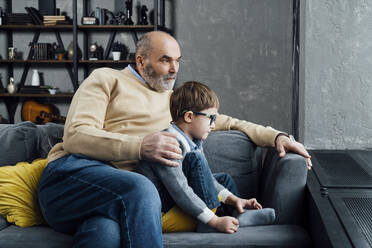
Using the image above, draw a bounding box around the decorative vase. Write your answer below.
[7,77,16,94]
[67,41,82,60]
[112,51,121,61]
[31,69,40,86]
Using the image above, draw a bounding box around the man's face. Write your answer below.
[141,37,181,92]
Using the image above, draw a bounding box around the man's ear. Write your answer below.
[183,111,193,123]
[136,55,145,69]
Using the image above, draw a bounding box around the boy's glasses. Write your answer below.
[180,110,217,125]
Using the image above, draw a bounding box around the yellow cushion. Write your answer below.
[0,159,48,227]
[161,206,217,233]
[162,206,197,232]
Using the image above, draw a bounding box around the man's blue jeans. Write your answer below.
[38,154,163,248]
[159,151,240,213]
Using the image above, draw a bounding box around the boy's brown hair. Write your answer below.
[170,81,219,122]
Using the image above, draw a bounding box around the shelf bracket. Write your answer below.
[54,31,74,89]
[104,31,117,60]
[4,97,18,124]
[19,31,41,89]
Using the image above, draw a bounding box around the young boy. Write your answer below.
[137,81,274,233]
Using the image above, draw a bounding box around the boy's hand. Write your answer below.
[226,195,262,214]
[208,216,239,234]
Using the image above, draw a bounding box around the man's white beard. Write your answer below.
[143,64,176,92]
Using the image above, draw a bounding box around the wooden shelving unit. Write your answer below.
[0,0,165,123]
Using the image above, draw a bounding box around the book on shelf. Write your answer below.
[43,16,66,21]
[25,7,43,25]
[5,13,33,25]
[43,15,71,25]
[31,43,54,60]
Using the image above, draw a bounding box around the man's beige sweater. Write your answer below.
[48,67,281,170]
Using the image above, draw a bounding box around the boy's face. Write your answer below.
[188,107,218,140]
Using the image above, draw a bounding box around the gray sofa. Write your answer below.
[0,121,312,248]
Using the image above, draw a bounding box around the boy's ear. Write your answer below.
[183,111,193,123]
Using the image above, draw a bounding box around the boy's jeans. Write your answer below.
[38,154,163,248]
[159,150,240,213]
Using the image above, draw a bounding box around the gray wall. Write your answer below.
[174,0,293,133]
[303,0,372,149]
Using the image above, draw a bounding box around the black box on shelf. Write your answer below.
[38,0,56,16]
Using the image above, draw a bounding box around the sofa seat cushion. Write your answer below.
[163,225,311,248]
[0,225,72,248]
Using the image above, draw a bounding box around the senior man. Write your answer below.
[38,31,311,248]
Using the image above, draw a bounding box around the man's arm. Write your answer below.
[63,68,182,164]
[214,114,280,147]
[214,114,312,169]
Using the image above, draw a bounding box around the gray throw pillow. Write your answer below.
[0,121,38,166]
[36,123,64,158]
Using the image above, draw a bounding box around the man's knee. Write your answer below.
[129,174,161,209]
[74,216,120,248]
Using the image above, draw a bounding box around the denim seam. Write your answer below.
[195,156,212,207]
[51,171,132,248]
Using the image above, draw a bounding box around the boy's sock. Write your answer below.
[233,208,276,227]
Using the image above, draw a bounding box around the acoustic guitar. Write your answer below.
[21,100,66,124]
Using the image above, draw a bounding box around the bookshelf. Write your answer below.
[0,0,165,123]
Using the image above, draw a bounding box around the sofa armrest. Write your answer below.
[204,130,260,199]
[259,148,308,225]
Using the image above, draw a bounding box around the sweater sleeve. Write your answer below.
[62,68,142,162]
[213,177,233,203]
[151,158,215,224]
[214,114,281,147]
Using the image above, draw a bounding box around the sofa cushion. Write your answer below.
[0,159,48,227]
[203,130,259,199]
[36,123,64,158]
[0,216,9,231]
[163,225,311,248]
[0,225,73,248]
[0,122,38,166]
[0,122,64,167]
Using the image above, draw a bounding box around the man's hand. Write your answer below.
[140,132,183,166]
[226,195,262,214]
[276,134,312,170]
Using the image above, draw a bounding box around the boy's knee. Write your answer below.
[183,151,208,169]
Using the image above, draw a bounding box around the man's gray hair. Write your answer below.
[136,31,172,59]
[136,33,152,59]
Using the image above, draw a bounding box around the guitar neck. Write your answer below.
[41,111,66,121]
